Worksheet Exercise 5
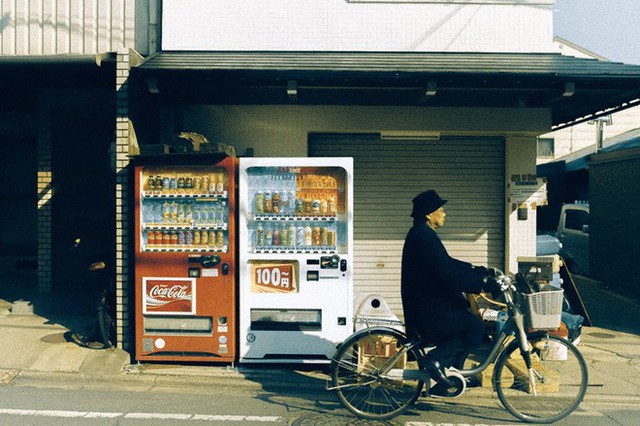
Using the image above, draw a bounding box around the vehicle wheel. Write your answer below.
[493,334,588,423]
[97,292,116,348]
[330,328,424,420]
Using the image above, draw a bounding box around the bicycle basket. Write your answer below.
[520,289,564,330]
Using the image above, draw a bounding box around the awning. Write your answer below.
[0,54,116,90]
[133,51,640,129]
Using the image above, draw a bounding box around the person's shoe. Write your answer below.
[424,359,455,388]
[428,381,453,398]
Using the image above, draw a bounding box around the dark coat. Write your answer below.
[401,222,486,343]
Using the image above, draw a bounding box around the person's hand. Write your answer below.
[483,275,502,299]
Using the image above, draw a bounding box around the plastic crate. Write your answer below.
[521,289,564,330]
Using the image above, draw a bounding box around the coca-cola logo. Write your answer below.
[149,284,190,300]
[143,278,195,314]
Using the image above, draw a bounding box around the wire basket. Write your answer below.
[520,289,564,330]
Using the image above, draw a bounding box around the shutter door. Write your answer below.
[309,133,505,318]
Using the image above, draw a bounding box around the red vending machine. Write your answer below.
[133,155,237,363]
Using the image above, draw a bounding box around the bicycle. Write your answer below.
[69,237,116,350]
[328,272,588,423]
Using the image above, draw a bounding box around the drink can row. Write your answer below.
[145,173,226,194]
[147,230,225,247]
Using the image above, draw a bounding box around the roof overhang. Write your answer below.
[132,51,640,129]
[0,54,117,90]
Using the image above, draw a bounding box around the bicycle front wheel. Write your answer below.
[493,334,588,423]
[331,328,424,420]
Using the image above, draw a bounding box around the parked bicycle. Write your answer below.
[69,235,116,350]
[329,271,588,423]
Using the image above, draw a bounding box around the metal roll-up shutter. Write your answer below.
[309,133,505,318]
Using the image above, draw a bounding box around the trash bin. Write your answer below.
[353,294,404,332]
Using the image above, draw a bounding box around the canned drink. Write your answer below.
[154,176,162,194]
[170,231,178,245]
[312,227,321,246]
[255,224,264,247]
[304,199,313,215]
[288,225,296,248]
[254,192,264,215]
[200,229,208,245]
[217,230,224,246]
[170,202,178,222]
[320,226,328,246]
[177,203,185,223]
[162,202,171,222]
[177,230,186,245]
[264,192,272,214]
[328,196,336,215]
[201,176,210,193]
[320,199,328,215]
[272,191,281,214]
[193,230,201,245]
[208,177,216,194]
[185,177,193,193]
[280,227,288,246]
[185,230,193,245]
[170,177,177,193]
[305,225,312,246]
[209,230,216,246]
[272,227,281,246]
[296,226,305,247]
[327,230,336,247]
[312,199,321,215]
[155,230,163,244]
[177,176,185,193]
[216,174,224,193]
[193,177,201,193]
[147,231,155,246]
[295,198,304,215]
[146,175,155,192]
[162,231,171,245]
[265,226,273,247]
[162,177,170,192]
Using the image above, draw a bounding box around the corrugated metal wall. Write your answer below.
[310,134,505,317]
[0,0,154,55]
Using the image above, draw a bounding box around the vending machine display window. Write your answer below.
[139,167,230,253]
[246,166,348,254]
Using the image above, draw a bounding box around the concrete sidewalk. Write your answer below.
[1,275,639,401]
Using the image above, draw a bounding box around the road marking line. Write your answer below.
[0,408,281,422]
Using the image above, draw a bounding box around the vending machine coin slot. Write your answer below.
[321,255,340,269]
[221,263,229,275]
[188,254,221,268]
[306,259,320,265]
[340,259,348,272]
[188,267,201,278]
[306,270,320,281]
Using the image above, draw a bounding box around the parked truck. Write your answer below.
[556,203,590,276]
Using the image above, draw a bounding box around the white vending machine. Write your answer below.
[239,157,353,363]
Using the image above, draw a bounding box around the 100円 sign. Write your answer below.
[250,262,297,293]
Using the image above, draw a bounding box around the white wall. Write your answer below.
[162,0,555,53]
[0,0,156,55]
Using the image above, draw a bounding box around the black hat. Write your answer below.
[411,190,447,218]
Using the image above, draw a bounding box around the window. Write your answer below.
[537,138,555,159]
[565,210,589,232]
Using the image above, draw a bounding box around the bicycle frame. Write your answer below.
[330,280,545,390]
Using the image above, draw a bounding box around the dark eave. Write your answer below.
[132,51,640,129]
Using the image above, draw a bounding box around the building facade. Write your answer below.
[2,0,640,354]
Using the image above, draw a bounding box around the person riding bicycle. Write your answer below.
[401,190,500,391]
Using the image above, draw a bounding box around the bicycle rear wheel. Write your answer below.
[330,328,424,420]
[493,334,588,423]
